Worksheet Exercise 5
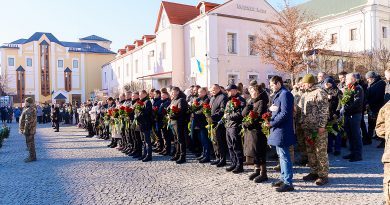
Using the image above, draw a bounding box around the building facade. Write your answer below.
[0,32,116,104]
[103,0,285,95]
[298,0,390,74]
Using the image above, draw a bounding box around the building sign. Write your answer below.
[237,4,266,14]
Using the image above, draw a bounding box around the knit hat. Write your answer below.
[324,77,334,84]
[365,71,376,79]
[25,97,34,104]
[301,74,316,84]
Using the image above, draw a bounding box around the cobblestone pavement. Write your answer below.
[0,123,385,205]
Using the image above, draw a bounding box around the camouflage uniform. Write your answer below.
[375,102,390,205]
[293,87,306,162]
[19,98,37,162]
[300,86,329,178]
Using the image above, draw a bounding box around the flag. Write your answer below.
[196,59,205,75]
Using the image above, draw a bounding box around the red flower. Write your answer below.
[114,108,119,112]
[153,106,159,112]
[202,103,211,109]
[162,109,168,115]
[120,106,126,111]
[171,105,181,113]
[193,99,200,107]
[125,107,133,113]
[108,109,113,116]
[262,112,272,121]
[231,97,241,108]
[347,84,355,91]
[249,110,258,119]
[137,100,145,106]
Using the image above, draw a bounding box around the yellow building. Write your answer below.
[0,32,116,104]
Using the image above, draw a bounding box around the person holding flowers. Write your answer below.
[169,87,188,164]
[300,74,330,186]
[151,90,163,153]
[192,87,211,163]
[158,90,173,156]
[342,73,365,162]
[242,85,269,183]
[134,90,153,162]
[129,92,143,159]
[224,84,246,174]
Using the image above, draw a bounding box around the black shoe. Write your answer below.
[107,144,113,147]
[296,159,308,166]
[333,151,341,156]
[216,160,226,167]
[199,158,210,163]
[211,160,220,165]
[176,157,186,164]
[138,155,146,161]
[254,174,268,183]
[196,156,204,161]
[162,151,170,156]
[232,166,244,174]
[54,130,59,132]
[142,157,152,162]
[303,173,319,181]
[349,158,362,162]
[276,184,294,192]
[271,180,284,188]
[342,154,353,159]
[226,164,236,172]
[170,156,180,161]
[249,169,260,180]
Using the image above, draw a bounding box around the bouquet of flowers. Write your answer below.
[261,112,272,137]
[161,108,169,129]
[240,110,259,137]
[152,106,159,120]
[340,84,355,106]
[202,103,212,118]
[190,99,201,113]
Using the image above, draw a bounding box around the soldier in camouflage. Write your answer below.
[299,74,330,186]
[375,102,390,205]
[19,97,37,163]
[292,78,307,165]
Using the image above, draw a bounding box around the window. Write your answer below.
[248,35,258,56]
[350,28,357,41]
[40,44,50,96]
[126,63,129,76]
[8,58,14,67]
[73,60,79,68]
[227,33,237,54]
[58,60,63,68]
[135,60,139,73]
[161,43,166,59]
[383,27,388,38]
[148,54,153,70]
[26,58,32,67]
[228,74,238,85]
[248,74,258,83]
[331,33,338,44]
[191,37,196,57]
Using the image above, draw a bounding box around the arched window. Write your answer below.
[16,65,25,103]
[40,40,50,96]
[64,67,72,92]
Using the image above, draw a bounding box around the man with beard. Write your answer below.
[210,84,228,167]
[169,87,188,164]
[224,84,246,174]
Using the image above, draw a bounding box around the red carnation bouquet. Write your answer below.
[134,100,145,115]
[152,106,159,120]
[240,110,259,137]
[202,103,211,117]
[341,84,356,106]
[125,106,133,114]
[170,105,181,116]
[261,112,272,137]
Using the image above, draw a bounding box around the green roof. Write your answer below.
[297,0,368,19]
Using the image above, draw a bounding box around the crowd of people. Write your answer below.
[45,69,388,201]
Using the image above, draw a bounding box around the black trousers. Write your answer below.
[162,126,172,153]
[132,130,142,154]
[172,123,186,157]
[226,127,244,167]
[212,124,227,161]
[55,121,59,131]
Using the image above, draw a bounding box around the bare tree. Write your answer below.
[253,0,328,82]
[373,44,390,73]
[0,74,9,96]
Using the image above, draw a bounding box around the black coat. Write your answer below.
[136,97,153,132]
[344,83,364,116]
[242,91,269,158]
[192,96,210,129]
[210,91,228,124]
[157,98,171,125]
[366,78,386,113]
[224,94,246,128]
[169,92,188,125]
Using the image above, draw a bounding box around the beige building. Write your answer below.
[0,32,116,104]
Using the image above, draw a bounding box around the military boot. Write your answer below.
[303,173,319,181]
[315,177,329,186]
[254,164,268,183]
[248,168,260,180]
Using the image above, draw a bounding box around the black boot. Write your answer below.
[226,164,236,172]
[216,159,226,167]
[248,168,260,180]
[232,165,244,174]
[170,155,180,161]
[176,156,186,164]
[254,164,268,183]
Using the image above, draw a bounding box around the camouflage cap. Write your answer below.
[302,74,315,84]
[25,97,34,104]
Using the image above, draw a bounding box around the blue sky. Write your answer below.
[0,0,307,52]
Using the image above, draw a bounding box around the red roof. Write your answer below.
[155,1,199,32]
[134,40,144,47]
[125,45,135,51]
[118,49,126,55]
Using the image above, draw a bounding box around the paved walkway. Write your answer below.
[0,123,385,205]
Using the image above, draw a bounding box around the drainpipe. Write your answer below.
[360,9,366,51]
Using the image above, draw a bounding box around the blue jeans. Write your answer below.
[344,114,363,159]
[142,130,152,158]
[328,124,341,152]
[276,146,293,186]
[197,128,210,160]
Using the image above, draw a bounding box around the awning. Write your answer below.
[137,71,172,80]
[54,93,67,100]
